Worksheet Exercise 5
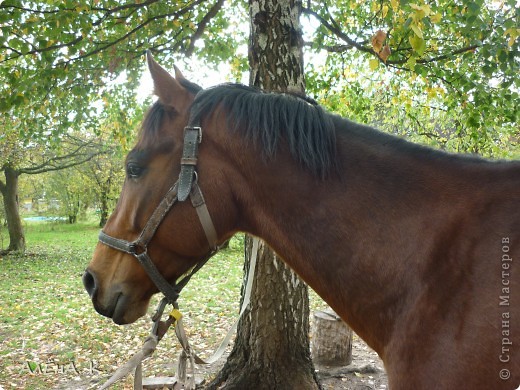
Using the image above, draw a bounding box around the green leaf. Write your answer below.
[406,56,417,70]
[409,35,426,55]
[369,58,380,70]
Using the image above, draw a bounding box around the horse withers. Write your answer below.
[83,53,519,389]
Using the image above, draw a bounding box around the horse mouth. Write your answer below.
[110,293,127,325]
[92,292,141,325]
[90,290,121,321]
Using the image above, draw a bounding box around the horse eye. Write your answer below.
[126,163,143,178]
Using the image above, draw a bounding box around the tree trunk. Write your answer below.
[208,1,319,389]
[99,189,109,227]
[0,167,26,253]
[98,174,112,227]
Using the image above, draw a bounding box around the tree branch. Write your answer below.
[185,0,226,57]
[305,42,353,52]
[303,5,481,69]
[302,6,374,56]
[19,137,107,175]
[91,0,161,14]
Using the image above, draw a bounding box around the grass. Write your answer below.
[0,220,327,389]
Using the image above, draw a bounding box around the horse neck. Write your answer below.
[227,117,502,356]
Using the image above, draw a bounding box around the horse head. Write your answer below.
[83,53,238,324]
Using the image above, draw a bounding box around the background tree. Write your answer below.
[47,168,87,224]
[0,131,105,253]
[84,149,125,227]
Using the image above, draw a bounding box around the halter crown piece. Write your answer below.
[98,120,219,304]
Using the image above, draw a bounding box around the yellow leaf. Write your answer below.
[504,28,519,47]
[409,34,426,55]
[407,56,417,70]
[411,4,430,18]
[410,24,423,39]
[173,19,181,27]
[430,13,441,24]
[390,0,399,11]
[369,58,380,71]
[382,5,389,18]
[421,4,431,16]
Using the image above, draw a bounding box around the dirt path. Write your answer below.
[317,335,388,389]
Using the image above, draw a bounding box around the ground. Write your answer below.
[317,335,387,390]
[54,333,387,390]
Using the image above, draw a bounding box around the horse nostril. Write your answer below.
[82,269,98,298]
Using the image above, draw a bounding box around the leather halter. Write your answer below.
[98,126,219,303]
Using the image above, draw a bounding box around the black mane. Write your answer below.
[189,83,337,178]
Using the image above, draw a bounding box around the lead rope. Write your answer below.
[174,237,259,388]
[98,237,259,389]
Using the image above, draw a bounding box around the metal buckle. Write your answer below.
[129,242,147,256]
[184,126,202,143]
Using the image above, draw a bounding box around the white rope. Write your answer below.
[174,236,260,386]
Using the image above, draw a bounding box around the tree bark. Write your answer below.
[99,188,109,227]
[0,166,26,253]
[207,1,319,389]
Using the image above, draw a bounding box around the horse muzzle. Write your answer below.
[82,269,148,325]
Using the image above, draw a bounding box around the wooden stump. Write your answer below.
[311,308,352,367]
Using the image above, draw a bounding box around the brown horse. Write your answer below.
[83,54,520,389]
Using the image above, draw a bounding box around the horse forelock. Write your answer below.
[135,79,202,151]
[134,101,171,151]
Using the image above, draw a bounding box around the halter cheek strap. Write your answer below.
[98,125,219,303]
[178,126,202,201]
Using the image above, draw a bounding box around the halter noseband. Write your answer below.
[98,125,219,303]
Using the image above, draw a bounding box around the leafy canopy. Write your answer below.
[0,0,242,140]
[0,0,518,156]
[303,0,519,156]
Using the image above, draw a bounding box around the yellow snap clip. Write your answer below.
[170,308,183,322]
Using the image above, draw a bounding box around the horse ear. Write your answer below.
[173,65,187,83]
[146,51,191,113]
